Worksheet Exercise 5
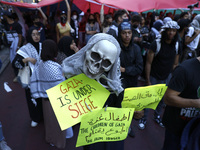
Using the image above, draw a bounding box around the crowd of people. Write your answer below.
[0,0,200,149]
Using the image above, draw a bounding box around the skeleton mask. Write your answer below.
[83,40,118,80]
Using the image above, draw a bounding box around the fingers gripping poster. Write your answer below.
[76,107,134,147]
[46,74,110,130]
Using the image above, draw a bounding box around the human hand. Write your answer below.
[120,66,125,72]
[134,110,144,119]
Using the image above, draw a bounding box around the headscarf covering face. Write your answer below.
[62,33,123,95]
[27,27,40,52]
[58,36,75,57]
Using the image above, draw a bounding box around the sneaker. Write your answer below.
[154,115,165,128]
[0,140,12,150]
[31,121,38,127]
[138,118,146,130]
[128,127,135,138]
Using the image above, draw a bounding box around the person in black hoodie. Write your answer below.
[118,21,144,137]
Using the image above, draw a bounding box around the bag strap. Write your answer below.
[39,42,42,58]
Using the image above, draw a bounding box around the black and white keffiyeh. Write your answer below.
[16,43,41,73]
[30,60,65,99]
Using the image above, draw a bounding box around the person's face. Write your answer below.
[70,40,76,50]
[31,29,40,42]
[132,21,140,28]
[120,29,132,45]
[141,17,145,24]
[33,18,40,23]
[183,14,189,19]
[122,13,128,20]
[107,17,113,23]
[167,28,177,40]
[89,15,94,20]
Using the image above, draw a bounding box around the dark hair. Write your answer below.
[180,12,188,19]
[41,40,58,61]
[102,14,112,27]
[118,21,133,48]
[32,15,40,21]
[178,19,191,31]
[131,15,142,23]
[113,9,126,22]
[161,28,179,46]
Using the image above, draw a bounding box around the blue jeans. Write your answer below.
[0,122,4,141]
[162,129,181,150]
[143,74,172,120]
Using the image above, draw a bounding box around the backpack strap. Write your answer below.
[155,38,179,56]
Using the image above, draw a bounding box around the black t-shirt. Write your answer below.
[5,21,22,34]
[162,58,200,136]
[150,40,180,80]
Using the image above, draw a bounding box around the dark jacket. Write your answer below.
[107,21,119,39]
[120,43,143,88]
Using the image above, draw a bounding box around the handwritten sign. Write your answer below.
[46,74,110,130]
[76,107,134,147]
[122,84,167,111]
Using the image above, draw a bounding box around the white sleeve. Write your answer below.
[186,27,194,37]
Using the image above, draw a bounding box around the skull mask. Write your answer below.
[83,40,118,79]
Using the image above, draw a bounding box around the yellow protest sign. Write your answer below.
[46,73,110,131]
[122,84,167,111]
[76,107,134,147]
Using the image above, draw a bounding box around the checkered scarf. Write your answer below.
[30,60,65,99]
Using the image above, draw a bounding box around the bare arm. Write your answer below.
[37,7,47,26]
[164,88,200,108]
[56,25,60,43]
[173,54,179,70]
[185,30,200,45]
[145,49,154,85]
[65,0,71,23]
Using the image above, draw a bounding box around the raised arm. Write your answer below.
[65,0,71,23]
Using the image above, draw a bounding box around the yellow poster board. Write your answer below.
[122,84,167,111]
[76,107,134,147]
[46,73,110,130]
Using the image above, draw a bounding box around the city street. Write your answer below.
[0,47,165,150]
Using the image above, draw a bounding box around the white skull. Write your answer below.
[83,40,118,79]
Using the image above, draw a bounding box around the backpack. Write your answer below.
[155,38,179,56]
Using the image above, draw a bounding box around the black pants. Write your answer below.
[25,88,43,123]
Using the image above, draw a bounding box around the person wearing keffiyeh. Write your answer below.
[30,39,73,149]
[12,26,43,128]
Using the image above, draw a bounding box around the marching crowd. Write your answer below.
[0,0,200,149]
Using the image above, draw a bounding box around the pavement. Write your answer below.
[0,45,165,150]
[0,45,10,75]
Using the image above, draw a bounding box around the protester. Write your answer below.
[3,11,23,82]
[57,36,79,65]
[102,14,113,33]
[70,10,79,45]
[85,14,100,43]
[118,21,143,137]
[107,9,127,39]
[30,8,47,42]
[182,15,200,62]
[30,39,73,149]
[138,21,181,130]
[12,27,43,127]
[131,14,142,45]
[162,56,200,150]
